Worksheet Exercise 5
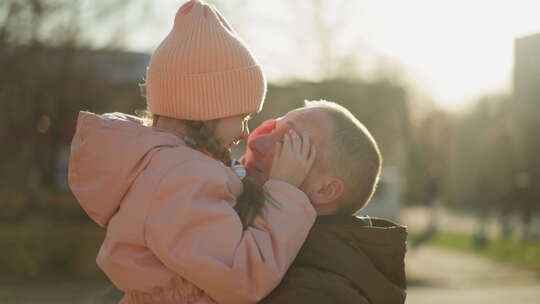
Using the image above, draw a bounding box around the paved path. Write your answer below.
[406,245,540,304]
[2,245,539,303]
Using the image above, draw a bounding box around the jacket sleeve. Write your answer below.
[144,159,316,304]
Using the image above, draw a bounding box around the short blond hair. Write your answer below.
[304,100,382,214]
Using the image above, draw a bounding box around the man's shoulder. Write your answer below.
[311,215,407,242]
[261,265,369,304]
[314,214,373,227]
[263,214,407,304]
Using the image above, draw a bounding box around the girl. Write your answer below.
[68,1,316,303]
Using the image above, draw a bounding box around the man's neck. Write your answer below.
[313,204,338,215]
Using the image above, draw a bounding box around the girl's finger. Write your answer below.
[307,144,317,170]
[301,132,310,157]
[283,133,291,153]
[285,131,294,152]
[272,141,282,164]
[290,129,300,153]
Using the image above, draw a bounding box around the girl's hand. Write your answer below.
[269,130,316,188]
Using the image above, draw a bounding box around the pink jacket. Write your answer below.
[68,111,316,304]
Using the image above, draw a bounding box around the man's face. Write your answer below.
[240,108,328,185]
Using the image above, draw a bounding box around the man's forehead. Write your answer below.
[277,107,327,133]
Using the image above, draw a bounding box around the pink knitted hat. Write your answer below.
[146,0,267,121]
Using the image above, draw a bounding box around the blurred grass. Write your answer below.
[411,231,540,271]
[0,221,105,281]
[0,280,109,303]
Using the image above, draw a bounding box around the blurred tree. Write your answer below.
[405,109,454,207]
[213,0,365,80]
[440,93,538,240]
[513,115,540,240]
[0,0,148,220]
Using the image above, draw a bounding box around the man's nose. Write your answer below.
[248,134,274,155]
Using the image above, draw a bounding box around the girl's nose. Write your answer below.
[239,119,250,141]
[241,124,250,139]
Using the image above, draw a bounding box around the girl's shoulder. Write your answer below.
[150,145,222,174]
[147,146,243,197]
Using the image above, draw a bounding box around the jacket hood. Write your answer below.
[68,111,184,227]
[297,215,408,303]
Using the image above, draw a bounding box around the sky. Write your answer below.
[123,0,540,110]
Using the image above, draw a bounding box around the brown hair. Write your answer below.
[139,110,265,227]
[304,100,382,215]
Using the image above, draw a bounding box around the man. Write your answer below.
[241,100,407,304]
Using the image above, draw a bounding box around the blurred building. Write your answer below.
[514,33,540,123]
[512,32,540,182]
[0,46,150,190]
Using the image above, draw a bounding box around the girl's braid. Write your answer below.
[234,175,266,227]
[183,120,266,228]
[184,120,231,165]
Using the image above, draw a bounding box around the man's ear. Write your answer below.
[308,177,344,206]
